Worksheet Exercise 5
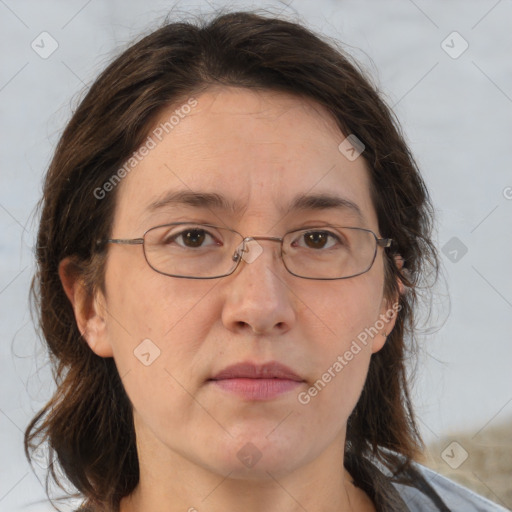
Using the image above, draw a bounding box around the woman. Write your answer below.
[25,10,508,512]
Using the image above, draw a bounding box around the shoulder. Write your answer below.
[391,460,510,512]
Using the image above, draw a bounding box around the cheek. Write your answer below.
[104,290,215,445]
[103,262,221,396]
[296,276,383,402]
[106,258,217,343]
[305,274,383,347]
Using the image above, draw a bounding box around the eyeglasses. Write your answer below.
[104,223,392,280]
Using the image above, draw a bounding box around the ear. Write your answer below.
[371,254,405,354]
[58,257,113,357]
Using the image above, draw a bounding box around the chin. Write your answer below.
[201,431,310,480]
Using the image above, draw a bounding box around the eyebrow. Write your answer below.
[146,189,365,222]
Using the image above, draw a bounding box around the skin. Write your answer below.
[60,87,402,512]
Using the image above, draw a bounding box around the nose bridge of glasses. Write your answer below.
[233,235,283,265]
[245,235,283,243]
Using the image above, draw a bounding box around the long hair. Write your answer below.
[25,9,440,511]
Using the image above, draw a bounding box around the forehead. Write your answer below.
[112,87,378,233]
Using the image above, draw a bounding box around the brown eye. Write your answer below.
[304,231,329,249]
[181,229,207,247]
[161,227,219,249]
[293,230,340,250]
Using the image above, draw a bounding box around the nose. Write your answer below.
[221,238,296,336]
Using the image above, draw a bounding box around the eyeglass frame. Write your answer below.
[102,222,393,280]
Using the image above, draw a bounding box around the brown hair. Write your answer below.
[25,9,440,511]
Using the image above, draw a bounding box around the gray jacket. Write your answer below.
[360,453,510,511]
[392,461,510,511]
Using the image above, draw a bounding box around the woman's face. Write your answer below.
[84,87,398,480]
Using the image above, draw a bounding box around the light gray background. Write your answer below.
[1,1,511,510]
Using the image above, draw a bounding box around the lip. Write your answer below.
[210,361,303,381]
[208,361,305,401]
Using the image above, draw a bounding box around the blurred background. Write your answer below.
[1,0,511,510]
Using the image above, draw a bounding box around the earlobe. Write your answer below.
[58,257,113,358]
[371,297,399,354]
